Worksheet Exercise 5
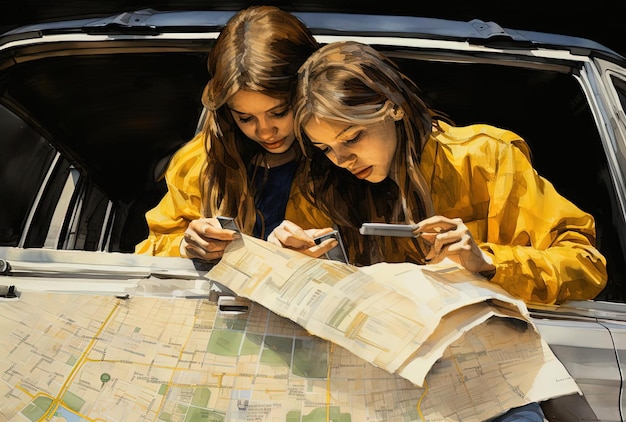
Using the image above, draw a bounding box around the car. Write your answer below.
[1,6,626,421]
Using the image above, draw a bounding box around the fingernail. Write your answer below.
[232,232,241,239]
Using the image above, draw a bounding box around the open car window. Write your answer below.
[0,33,625,303]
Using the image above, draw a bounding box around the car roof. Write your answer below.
[2,9,624,64]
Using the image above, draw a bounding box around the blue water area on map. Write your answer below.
[56,408,85,421]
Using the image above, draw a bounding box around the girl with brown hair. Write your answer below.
[136,6,334,261]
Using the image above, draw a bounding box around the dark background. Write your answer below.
[1,0,624,57]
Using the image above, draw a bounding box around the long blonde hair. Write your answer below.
[200,6,318,233]
[293,41,439,264]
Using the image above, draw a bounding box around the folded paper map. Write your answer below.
[206,234,581,412]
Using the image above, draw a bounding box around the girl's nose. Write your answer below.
[256,119,277,140]
[333,150,356,168]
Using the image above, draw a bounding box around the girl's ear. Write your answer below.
[389,106,405,121]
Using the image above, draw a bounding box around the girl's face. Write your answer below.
[303,115,398,183]
[228,90,295,154]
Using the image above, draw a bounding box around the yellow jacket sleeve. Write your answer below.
[421,123,607,304]
[135,133,205,257]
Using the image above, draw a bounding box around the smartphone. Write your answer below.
[217,216,240,233]
[359,223,418,237]
[314,230,349,264]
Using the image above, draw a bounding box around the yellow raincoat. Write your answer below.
[135,132,330,257]
[286,122,607,304]
[425,122,606,304]
[138,123,607,304]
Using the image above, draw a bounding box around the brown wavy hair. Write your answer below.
[200,6,319,233]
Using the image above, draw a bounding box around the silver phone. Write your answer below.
[359,223,418,237]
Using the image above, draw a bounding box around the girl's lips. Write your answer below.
[353,166,373,180]
[261,138,286,150]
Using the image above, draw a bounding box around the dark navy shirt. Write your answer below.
[252,160,298,239]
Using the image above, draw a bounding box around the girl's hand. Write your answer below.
[268,220,338,258]
[414,215,496,274]
[180,217,240,262]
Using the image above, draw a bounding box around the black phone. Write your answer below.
[314,230,349,264]
[217,216,240,232]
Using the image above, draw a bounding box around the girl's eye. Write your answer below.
[316,145,331,154]
[272,109,290,118]
[345,131,363,145]
[238,116,253,124]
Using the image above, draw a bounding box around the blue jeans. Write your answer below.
[489,402,545,421]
